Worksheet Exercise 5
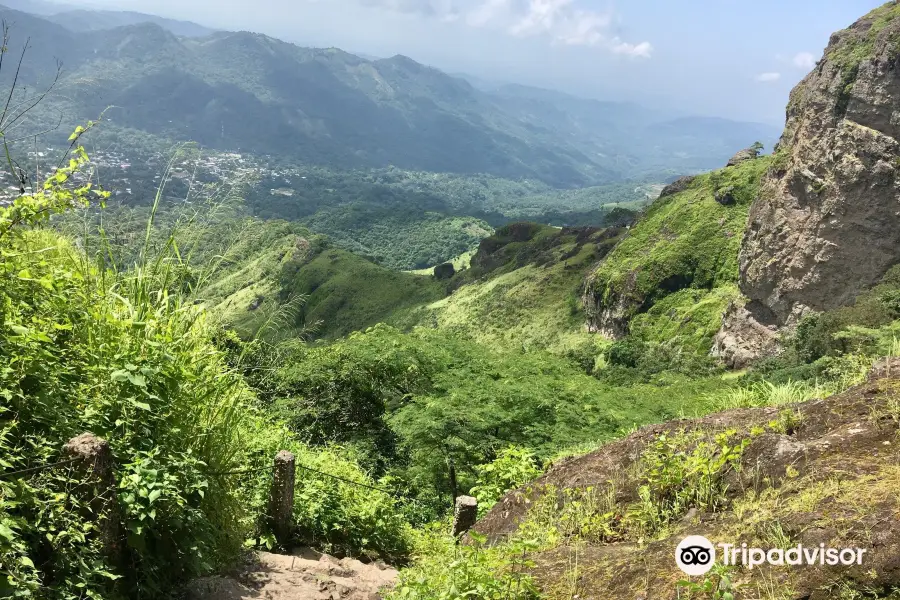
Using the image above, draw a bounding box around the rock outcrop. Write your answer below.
[714,185,737,205]
[725,146,760,167]
[473,360,900,598]
[715,2,900,367]
[657,175,696,199]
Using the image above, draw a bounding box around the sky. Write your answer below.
[66,0,886,125]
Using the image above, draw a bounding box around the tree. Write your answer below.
[750,141,765,157]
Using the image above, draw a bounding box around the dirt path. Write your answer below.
[186,549,397,600]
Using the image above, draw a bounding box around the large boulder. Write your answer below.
[433,262,455,280]
[725,146,759,167]
[657,175,696,199]
[716,3,900,366]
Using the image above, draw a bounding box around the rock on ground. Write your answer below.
[657,175,696,199]
[725,147,759,167]
[186,550,397,600]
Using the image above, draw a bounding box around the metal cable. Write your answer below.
[203,464,275,477]
[295,463,407,497]
[0,457,80,480]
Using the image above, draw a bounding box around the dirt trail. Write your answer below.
[186,549,397,600]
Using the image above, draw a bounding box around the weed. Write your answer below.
[756,520,793,550]
[629,430,749,539]
[389,527,540,600]
[517,483,625,548]
[768,409,803,435]
[712,380,831,411]
[676,564,736,600]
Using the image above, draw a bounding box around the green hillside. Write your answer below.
[585,155,772,351]
[167,217,447,341]
[0,5,778,186]
[276,244,445,339]
[405,223,624,356]
[10,2,900,597]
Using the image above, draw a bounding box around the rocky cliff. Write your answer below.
[715,2,900,367]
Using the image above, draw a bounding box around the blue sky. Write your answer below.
[73,0,886,124]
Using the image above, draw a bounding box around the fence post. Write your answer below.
[268,450,295,549]
[63,433,123,567]
[451,495,478,538]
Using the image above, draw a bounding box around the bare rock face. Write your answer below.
[657,175,696,199]
[716,3,900,367]
[726,147,759,167]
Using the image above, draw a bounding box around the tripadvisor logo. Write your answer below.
[675,535,868,575]
[676,536,716,576]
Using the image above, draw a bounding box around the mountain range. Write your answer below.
[0,2,780,187]
[0,0,213,35]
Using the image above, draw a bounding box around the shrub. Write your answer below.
[469,446,541,516]
[0,145,411,597]
[516,484,624,547]
[629,430,748,538]
[389,526,539,600]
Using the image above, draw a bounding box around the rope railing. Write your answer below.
[1,431,478,555]
[295,462,405,496]
[0,457,80,480]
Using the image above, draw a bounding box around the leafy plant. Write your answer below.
[389,527,539,600]
[0,134,412,597]
[630,430,749,538]
[469,446,541,516]
[677,564,736,600]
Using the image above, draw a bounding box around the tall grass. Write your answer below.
[711,354,871,411]
[0,140,411,598]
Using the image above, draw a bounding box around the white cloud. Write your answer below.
[793,51,816,69]
[755,72,781,83]
[611,39,652,58]
[357,0,457,16]
[356,0,651,55]
[466,0,510,27]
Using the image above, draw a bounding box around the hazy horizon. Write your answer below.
[15,0,889,126]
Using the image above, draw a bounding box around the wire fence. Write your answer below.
[0,457,80,480]
[0,439,419,499]
[0,431,478,572]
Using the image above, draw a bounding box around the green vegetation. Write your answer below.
[265,324,728,513]
[826,1,900,117]
[827,1,900,73]
[397,426,753,599]
[629,284,741,355]
[277,245,446,339]
[2,4,898,599]
[788,265,900,362]
[586,156,772,350]
[389,528,539,600]
[0,142,411,597]
[407,223,625,355]
[630,429,748,537]
[245,167,649,270]
[306,212,491,270]
[470,447,541,517]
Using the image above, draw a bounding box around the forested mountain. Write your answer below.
[46,9,214,37]
[0,4,778,187]
[11,1,900,598]
[0,0,212,35]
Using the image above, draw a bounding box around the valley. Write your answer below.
[2,1,900,600]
